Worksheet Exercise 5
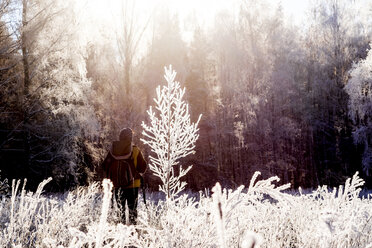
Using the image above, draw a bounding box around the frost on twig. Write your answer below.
[0,170,9,195]
[247,171,291,202]
[141,65,201,200]
[210,172,290,248]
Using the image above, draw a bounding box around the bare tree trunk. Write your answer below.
[21,0,31,174]
[21,0,30,98]
[123,51,131,95]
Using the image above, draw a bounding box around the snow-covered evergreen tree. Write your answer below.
[345,44,372,176]
[141,65,201,200]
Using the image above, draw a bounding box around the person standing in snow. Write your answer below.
[100,128,147,225]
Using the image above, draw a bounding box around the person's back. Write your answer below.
[101,128,147,224]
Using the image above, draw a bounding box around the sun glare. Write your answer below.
[86,0,237,30]
[279,0,309,24]
[169,0,237,25]
[84,0,308,44]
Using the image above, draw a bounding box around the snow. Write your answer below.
[0,171,371,247]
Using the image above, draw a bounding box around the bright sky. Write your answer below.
[279,0,310,24]
[78,0,311,60]
[171,0,309,42]
[86,0,310,35]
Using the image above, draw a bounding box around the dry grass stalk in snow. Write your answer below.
[0,171,371,247]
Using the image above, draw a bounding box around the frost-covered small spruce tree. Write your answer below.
[141,65,201,200]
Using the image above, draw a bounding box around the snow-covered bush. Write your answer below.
[135,171,371,248]
[0,172,371,247]
[141,65,201,200]
[0,178,137,247]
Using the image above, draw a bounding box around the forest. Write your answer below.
[1,0,372,192]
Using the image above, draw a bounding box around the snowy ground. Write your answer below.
[0,172,371,248]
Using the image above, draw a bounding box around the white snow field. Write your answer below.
[0,172,371,248]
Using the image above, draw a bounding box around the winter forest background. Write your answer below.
[1,0,372,192]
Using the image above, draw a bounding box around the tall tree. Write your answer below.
[116,0,151,96]
[345,44,372,178]
[1,0,102,190]
[142,8,188,112]
[184,27,215,163]
[304,0,370,185]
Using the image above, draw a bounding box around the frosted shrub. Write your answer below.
[66,180,139,248]
[141,65,201,200]
[137,192,217,247]
[135,171,371,248]
[0,178,137,247]
[210,173,292,248]
[1,178,52,247]
[0,172,371,247]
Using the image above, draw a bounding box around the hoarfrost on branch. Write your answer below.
[141,65,201,200]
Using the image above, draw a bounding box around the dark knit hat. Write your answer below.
[119,128,133,142]
[111,128,133,158]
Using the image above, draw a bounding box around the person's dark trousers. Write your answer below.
[115,187,139,225]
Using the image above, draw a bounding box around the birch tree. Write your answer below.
[141,65,201,200]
